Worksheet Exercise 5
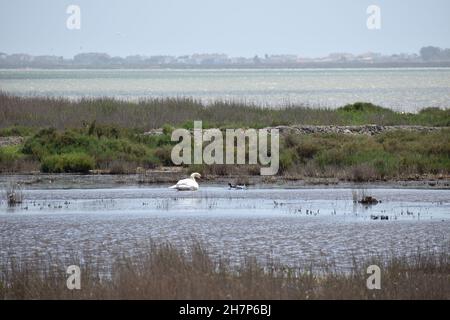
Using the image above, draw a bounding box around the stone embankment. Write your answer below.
[0,136,24,147]
[265,125,447,135]
[143,125,447,136]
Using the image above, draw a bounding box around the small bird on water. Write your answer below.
[228,183,247,190]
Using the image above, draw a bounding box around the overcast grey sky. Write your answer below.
[1,0,449,58]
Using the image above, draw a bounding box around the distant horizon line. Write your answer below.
[0,50,433,59]
[2,45,450,59]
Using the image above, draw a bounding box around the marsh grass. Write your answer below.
[1,93,449,130]
[0,242,448,300]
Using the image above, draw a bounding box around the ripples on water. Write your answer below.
[1,68,450,110]
[0,186,449,270]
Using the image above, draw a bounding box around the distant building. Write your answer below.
[147,55,176,65]
[34,55,64,64]
[74,52,111,65]
[7,53,34,62]
[264,54,299,64]
[191,53,230,65]
[125,55,147,64]
[177,55,190,64]
[325,53,355,62]
[356,52,382,63]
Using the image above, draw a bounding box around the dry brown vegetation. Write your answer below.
[1,242,448,300]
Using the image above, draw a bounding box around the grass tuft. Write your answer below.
[3,182,24,206]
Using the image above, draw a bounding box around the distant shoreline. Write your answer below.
[2,62,450,70]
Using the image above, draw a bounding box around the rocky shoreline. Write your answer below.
[143,125,448,137]
[265,124,448,136]
[0,136,24,147]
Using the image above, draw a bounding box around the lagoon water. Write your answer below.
[1,68,450,111]
[1,183,449,270]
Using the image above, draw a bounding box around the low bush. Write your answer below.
[41,153,95,173]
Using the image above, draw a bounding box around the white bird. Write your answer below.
[169,172,201,191]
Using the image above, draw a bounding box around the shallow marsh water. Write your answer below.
[1,180,449,271]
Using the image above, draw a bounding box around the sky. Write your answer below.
[1,0,449,58]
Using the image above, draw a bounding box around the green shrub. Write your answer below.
[295,140,320,160]
[337,102,396,125]
[22,128,155,166]
[279,149,297,173]
[338,102,392,113]
[162,124,174,136]
[153,145,173,166]
[315,149,346,168]
[41,153,94,173]
[416,108,450,126]
[0,148,18,169]
[0,126,34,137]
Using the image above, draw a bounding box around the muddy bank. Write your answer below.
[0,172,449,190]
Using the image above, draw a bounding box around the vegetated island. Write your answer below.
[0,93,449,186]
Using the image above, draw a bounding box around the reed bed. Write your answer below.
[0,242,448,300]
[1,93,449,130]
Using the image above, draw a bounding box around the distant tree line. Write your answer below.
[1,47,450,68]
[420,46,450,61]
